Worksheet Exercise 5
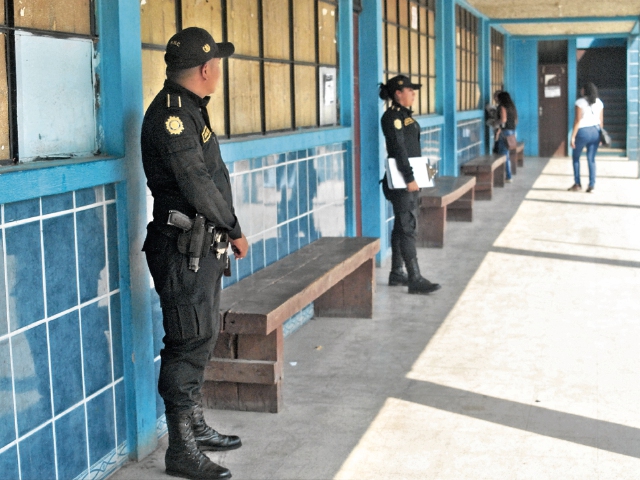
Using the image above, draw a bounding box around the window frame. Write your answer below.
[490,28,504,97]
[382,0,437,116]
[0,0,97,166]
[455,4,479,112]
[140,0,340,139]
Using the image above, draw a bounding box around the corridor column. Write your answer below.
[437,0,457,176]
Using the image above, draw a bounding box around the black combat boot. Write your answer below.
[388,239,409,286]
[165,410,232,480]
[406,258,441,295]
[192,402,242,452]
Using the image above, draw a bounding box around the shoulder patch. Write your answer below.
[165,116,184,135]
[394,119,402,130]
[404,117,415,126]
[202,125,212,143]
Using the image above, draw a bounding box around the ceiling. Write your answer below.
[466,0,640,37]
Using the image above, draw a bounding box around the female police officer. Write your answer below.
[380,75,440,295]
[141,27,249,480]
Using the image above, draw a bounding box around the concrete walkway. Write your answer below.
[112,156,640,480]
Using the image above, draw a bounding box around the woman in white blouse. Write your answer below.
[569,82,604,193]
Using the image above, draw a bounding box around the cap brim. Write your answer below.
[215,42,235,58]
[410,83,422,89]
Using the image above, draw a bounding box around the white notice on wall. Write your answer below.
[411,6,418,29]
[545,86,561,98]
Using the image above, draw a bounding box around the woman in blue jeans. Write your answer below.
[569,82,604,193]
[494,91,518,182]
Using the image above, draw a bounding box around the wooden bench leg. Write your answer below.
[494,164,505,188]
[518,150,524,167]
[204,326,284,413]
[314,258,374,318]
[474,172,493,200]
[417,205,445,248]
[447,188,474,222]
[509,150,517,175]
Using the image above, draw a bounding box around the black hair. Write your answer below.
[379,82,393,101]
[582,82,598,105]
[496,91,518,124]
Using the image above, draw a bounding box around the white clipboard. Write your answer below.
[385,156,435,189]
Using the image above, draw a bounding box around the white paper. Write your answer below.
[545,86,561,98]
[386,156,434,189]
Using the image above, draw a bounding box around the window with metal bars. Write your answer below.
[0,0,97,166]
[140,0,339,139]
[455,5,479,111]
[382,0,436,115]
[490,28,504,97]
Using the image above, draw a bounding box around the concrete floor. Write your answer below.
[111,156,640,480]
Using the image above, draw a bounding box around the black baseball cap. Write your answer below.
[165,27,235,71]
[386,75,422,93]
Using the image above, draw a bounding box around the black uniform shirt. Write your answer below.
[141,80,242,240]
[381,101,421,184]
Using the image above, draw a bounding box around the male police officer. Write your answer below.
[141,27,249,480]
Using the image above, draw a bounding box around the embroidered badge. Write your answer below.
[398,80,403,85]
[404,118,415,126]
[165,116,184,135]
[169,40,180,47]
[394,119,402,130]
[203,44,211,53]
[202,126,212,143]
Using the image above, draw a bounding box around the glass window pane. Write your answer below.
[16,34,96,158]
[0,34,9,160]
[228,59,261,135]
[318,2,337,65]
[398,0,408,27]
[264,0,290,60]
[419,7,427,34]
[428,38,435,76]
[141,0,176,46]
[387,26,398,73]
[207,61,226,137]
[14,0,91,35]
[419,76,427,114]
[386,0,397,23]
[228,0,259,57]
[182,0,223,44]
[428,9,435,36]
[429,77,436,114]
[294,65,316,128]
[399,28,409,73]
[141,49,166,112]
[410,31,419,75]
[0,4,4,23]
[265,62,292,131]
[420,35,427,75]
[294,0,315,62]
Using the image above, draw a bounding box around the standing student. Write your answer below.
[379,75,441,295]
[569,82,604,193]
[494,91,518,183]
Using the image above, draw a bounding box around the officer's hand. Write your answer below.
[407,181,419,192]
[230,234,249,260]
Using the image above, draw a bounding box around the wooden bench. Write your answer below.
[417,175,476,248]
[460,154,507,200]
[510,141,525,168]
[202,236,380,413]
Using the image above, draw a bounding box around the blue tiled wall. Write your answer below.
[457,118,484,166]
[148,142,349,425]
[384,126,442,250]
[0,185,127,480]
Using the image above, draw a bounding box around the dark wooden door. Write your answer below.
[538,64,568,157]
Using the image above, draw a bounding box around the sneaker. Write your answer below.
[567,184,582,192]
[505,178,513,183]
[586,186,594,193]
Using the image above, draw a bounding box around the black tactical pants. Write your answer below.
[143,223,226,414]
[383,184,419,264]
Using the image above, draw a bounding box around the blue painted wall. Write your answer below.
[508,38,539,156]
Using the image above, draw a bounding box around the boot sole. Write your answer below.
[408,284,441,295]
[197,441,242,452]
[166,469,232,480]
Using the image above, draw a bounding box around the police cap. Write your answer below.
[386,75,422,93]
[165,27,235,71]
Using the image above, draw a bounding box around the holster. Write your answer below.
[176,214,229,272]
